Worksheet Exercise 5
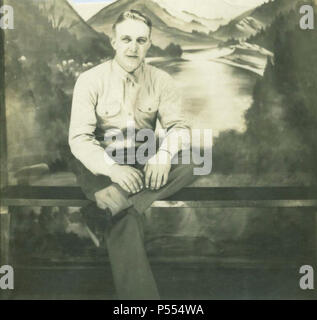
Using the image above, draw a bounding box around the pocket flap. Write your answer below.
[104,100,121,117]
[137,97,159,113]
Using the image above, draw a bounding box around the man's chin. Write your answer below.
[123,61,142,72]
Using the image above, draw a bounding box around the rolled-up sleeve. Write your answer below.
[68,73,115,176]
[157,72,191,158]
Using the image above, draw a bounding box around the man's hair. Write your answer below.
[112,9,152,35]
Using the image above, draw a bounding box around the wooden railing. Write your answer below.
[1,185,317,267]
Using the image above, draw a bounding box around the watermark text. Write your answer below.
[0,5,14,30]
[0,265,14,290]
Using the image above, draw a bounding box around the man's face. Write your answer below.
[112,19,152,73]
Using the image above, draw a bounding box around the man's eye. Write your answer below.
[137,39,146,44]
[122,38,130,43]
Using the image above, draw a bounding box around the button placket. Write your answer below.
[125,77,140,120]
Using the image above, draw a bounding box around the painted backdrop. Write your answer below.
[3,0,317,273]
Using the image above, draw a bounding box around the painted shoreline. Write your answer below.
[210,57,265,76]
[147,43,273,76]
[209,43,274,76]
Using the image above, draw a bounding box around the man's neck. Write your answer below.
[114,57,143,75]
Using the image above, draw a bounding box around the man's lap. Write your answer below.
[72,150,197,210]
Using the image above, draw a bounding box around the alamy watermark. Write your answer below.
[299,265,314,290]
[102,120,213,176]
[299,4,315,30]
[0,265,14,290]
[0,5,14,30]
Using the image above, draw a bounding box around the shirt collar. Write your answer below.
[112,58,144,85]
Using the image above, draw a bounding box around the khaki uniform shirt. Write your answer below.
[69,59,189,176]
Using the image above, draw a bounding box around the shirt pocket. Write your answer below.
[136,97,159,114]
[97,100,121,119]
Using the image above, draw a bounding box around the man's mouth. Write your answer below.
[126,55,138,59]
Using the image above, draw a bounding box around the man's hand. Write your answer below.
[108,164,144,194]
[144,150,172,190]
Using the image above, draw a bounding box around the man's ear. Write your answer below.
[111,35,117,50]
[146,39,152,50]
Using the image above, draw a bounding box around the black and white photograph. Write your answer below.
[0,0,317,302]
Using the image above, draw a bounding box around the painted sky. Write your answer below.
[68,0,270,21]
[152,0,270,20]
[68,0,114,20]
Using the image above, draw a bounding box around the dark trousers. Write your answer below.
[73,151,199,300]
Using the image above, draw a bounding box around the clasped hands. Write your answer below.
[108,150,172,194]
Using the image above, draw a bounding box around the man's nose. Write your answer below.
[129,41,138,53]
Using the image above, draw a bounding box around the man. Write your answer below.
[69,10,199,300]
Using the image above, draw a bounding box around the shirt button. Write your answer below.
[148,108,151,111]
[105,111,109,115]
[128,112,132,116]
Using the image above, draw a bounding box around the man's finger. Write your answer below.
[132,167,144,179]
[131,171,144,190]
[150,171,158,190]
[155,172,164,190]
[131,175,142,193]
[120,180,132,194]
[120,182,131,194]
[145,167,152,188]
[127,176,138,194]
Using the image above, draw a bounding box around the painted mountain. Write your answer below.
[150,0,228,33]
[87,0,216,47]
[181,10,227,33]
[34,0,104,39]
[4,0,114,170]
[12,0,115,60]
[151,0,261,23]
[33,0,114,52]
[213,0,303,40]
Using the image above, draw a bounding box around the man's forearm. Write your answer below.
[69,136,116,177]
[158,127,191,159]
